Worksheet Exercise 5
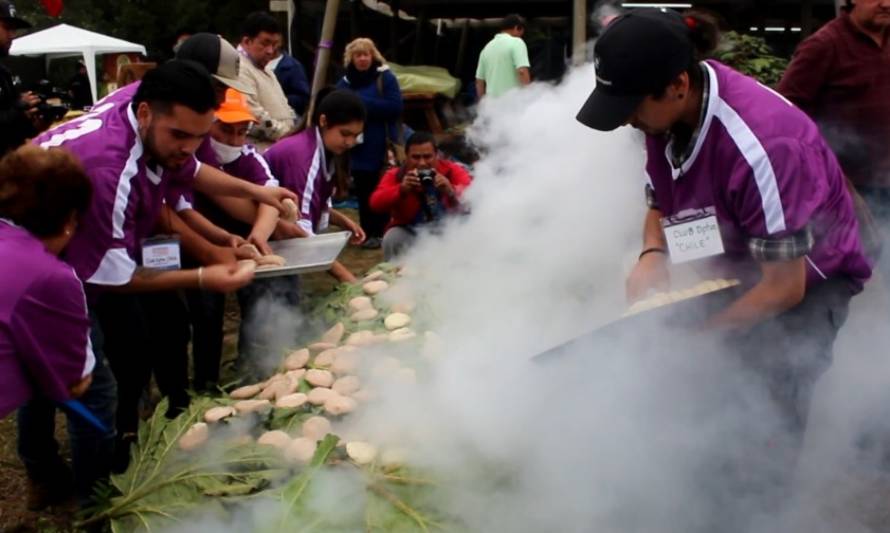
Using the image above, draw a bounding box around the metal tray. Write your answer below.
[533,283,745,363]
[253,231,351,279]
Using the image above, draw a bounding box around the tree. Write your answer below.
[15,0,270,60]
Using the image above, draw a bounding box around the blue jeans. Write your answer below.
[858,186,890,282]
[16,310,117,507]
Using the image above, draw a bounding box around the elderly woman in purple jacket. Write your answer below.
[0,145,95,418]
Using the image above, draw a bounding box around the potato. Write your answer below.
[256,254,287,267]
[179,422,209,451]
[233,399,272,414]
[229,384,262,399]
[346,330,375,347]
[313,349,337,368]
[324,394,358,416]
[332,376,361,395]
[331,352,359,375]
[350,308,379,322]
[352,389,375,403]
[302,416,332,441]
[389,328,417,343]
[237,259,258,274]
[308,342,337,354]
[284,348,310,370]
[257,430,291,450]
[284,437,317,464]
[306,369,334,388]
[362,270,385,283]
[391,301,416,314]
[362,280,389,295]
[238,243,261,258]
[384,312,412,331]
[260,378,297,401]
[276,392,308,409]
[204,406,237,424]
[348,296,373,312]
[371,333,390,344]
[346,441,377,465]
[282,198,298,222]
[320,322,345,345]
[307,387,335,405]
[372,357,401,378]
[285,368,306,381]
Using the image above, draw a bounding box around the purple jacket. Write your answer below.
[264,128,335,234]
[646,61,871,289]
[0,221,95,417]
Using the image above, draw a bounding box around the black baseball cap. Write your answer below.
[576,9,693,132]
[0,1,31,30]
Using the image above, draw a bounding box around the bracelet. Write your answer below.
[197,266,204,290]
[639,247,667,260]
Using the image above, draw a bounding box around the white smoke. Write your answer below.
[169,61,890,532]
[344,62,890,533]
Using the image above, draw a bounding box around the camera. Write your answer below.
[15,78,71,126]
[417,168,436,185]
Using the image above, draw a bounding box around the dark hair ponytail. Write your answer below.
[682,10,720,60]
[652,9,721,96]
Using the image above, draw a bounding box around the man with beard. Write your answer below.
[0,1,39,157]
[16,60,294,510]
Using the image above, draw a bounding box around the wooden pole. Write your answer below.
[390,0,401,61]
[307,0,342,124]
[412,9,427,64]
[572,0,587,66]
[350,0,361,38]
[455,19,470,75]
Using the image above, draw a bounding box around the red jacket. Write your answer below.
[370,160,473,230]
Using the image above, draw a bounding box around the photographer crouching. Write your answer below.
[370,131,473,260]
[0,2,38,157]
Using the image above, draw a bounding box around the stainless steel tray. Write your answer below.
[253,231,350,279]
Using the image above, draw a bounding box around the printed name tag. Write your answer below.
[141,236,181,270]
[661,207,725,264]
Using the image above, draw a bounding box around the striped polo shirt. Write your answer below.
[645,60,871,288]
[33,98,201,287]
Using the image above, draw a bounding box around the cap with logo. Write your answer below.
[215,88,257,124]
[176,33,256,96]
[576,9,693,132]
[0,1,31,30]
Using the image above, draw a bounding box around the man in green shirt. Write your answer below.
[475,14,532,99]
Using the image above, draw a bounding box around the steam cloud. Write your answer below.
[175,62,890,532]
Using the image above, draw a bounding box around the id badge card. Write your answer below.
[661,207,725,264]
[141,235,181,270]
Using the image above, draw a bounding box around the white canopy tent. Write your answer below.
[9,24,146,103]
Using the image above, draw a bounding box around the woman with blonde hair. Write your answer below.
[337,37,404,249]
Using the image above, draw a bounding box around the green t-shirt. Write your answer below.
[475,33,530,98]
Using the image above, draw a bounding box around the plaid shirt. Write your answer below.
[748,227,814,262]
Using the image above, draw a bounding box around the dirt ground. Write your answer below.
[0,211,382,533]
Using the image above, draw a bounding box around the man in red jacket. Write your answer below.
[370,131,472,259]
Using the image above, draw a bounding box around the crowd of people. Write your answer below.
[1,4,473,513]
[2,0,888,524]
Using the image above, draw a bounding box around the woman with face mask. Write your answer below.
[576,7,871,511]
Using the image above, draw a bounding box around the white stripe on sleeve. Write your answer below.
[87,248,137,286]
[713,96,787,235]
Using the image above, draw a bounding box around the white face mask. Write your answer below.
[210,137,243,164]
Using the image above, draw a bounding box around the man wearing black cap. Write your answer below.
[0,0,39,157]
[576,8,871,519]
